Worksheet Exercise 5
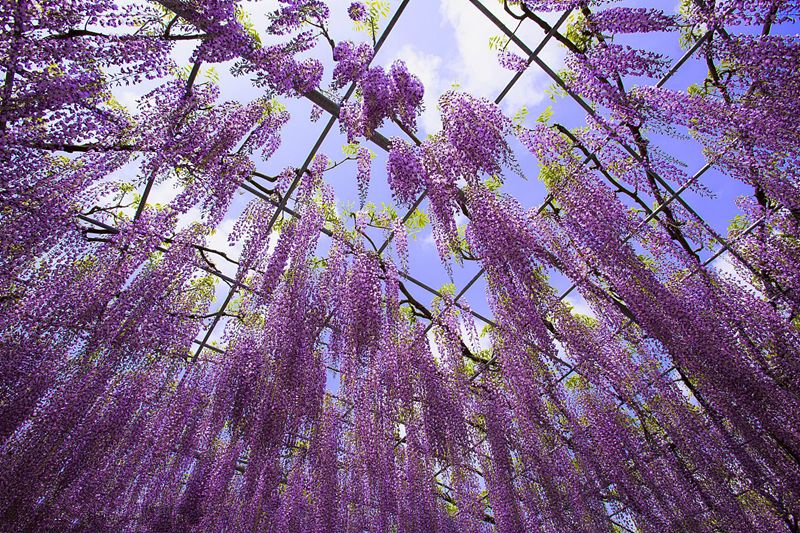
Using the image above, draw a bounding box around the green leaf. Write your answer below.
[485,175,503,192]
[564,10,590,51]
[378,202,398,220]
[536,105,553,123]
[727,214,749,233]
[204,67,220,84]
[544,82,567,102]
[488,34,509,51]
[236,4,262,46]
[539,163,566,189]
[342,143,361,157]
[265,98,287,115]
[438,283,457,298]
[512,106,528,126]
[405,208,429,236]
[353,0,391,39]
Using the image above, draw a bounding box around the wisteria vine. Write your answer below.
[1,0,799,531]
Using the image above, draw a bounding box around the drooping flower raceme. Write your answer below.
[1,1,799,531]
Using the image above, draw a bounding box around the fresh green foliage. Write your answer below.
[564,10,591,51]
[536,105,553,123]
[236,4,262,45]
[488,34,510,51]
[512,106,528,127]
[485,175,503,192]
[353,0,390,41]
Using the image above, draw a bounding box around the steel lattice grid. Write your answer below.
[72,0,779,527]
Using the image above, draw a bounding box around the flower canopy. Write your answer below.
[1,0,799,531]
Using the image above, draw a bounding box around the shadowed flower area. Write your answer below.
[1,0,799,531]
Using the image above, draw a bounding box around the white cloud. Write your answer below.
[391,0,564,137]
[395,45,444,133]
[422,231,436,247]
[206,217,238,250]
[460,316,491,353]
[117,90,140,112]
[439,0,560,114]
[713,252,762,297]
[564,293,596,318]
[439,0,510,97]
[427,328,442,362]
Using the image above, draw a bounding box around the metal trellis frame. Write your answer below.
[67,0,777,527]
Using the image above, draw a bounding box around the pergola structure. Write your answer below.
[1,0,798,531]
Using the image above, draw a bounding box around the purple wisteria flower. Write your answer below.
[498,50,529,72]
[348,2,367,22]
[2,0,799,531]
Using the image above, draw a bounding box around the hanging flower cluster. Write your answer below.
[339,60,425,142]
[348,2,368,22]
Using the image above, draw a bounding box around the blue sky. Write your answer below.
[102,0,793,353]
